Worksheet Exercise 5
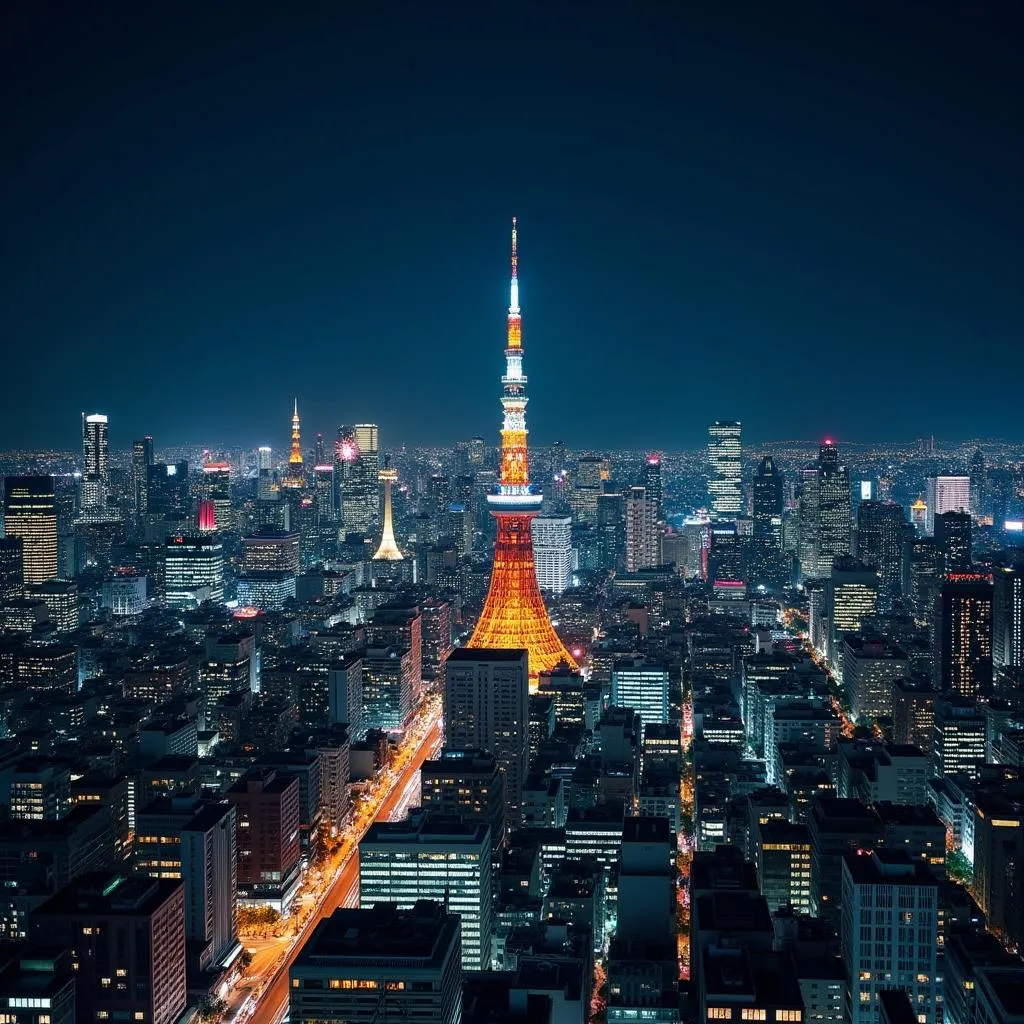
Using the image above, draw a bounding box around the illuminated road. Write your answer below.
[233,701,444,1024]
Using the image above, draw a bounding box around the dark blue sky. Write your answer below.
[2,2,1022,452]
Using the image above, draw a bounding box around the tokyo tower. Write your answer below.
[467,219,577,686]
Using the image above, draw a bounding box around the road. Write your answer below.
[231,702,444,1024]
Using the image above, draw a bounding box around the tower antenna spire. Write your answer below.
[509,217,519,315]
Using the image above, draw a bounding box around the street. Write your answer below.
[225,697,444,1024]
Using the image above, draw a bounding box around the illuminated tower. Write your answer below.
[372,463,404,561]
[282,399,305,489]
[467,219,577,685]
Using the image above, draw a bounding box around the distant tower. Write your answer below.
[707,421,743,518]
[81,413,110,512]
[282,400,305,489]
[467,219,577,685]
[814,438,852,577]
[372,461,404,562]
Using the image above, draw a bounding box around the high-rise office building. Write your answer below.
[904,536,942,627]
[289,902,461,1024]
[843,635,908,723]
[147,461,189,518]
[993,563,1024,678]
[465,221,576,683]
[164,534,224,607]
[445,648,529,823]
[935,574,993,696]
[3,476,58,584]
[610,658,670,733]
[856,501,905,607]
[815,439,852,577]
[531,515,573,593]
[935,511,972,574]
[420,749,506,856]
[932,697,987,780]
[81,413,110,512]
[841,850,938,1024]
[0,536,24,600]
[925,475,970,535]
[972,790,1024,954]
[751,455,785,589]
[624,486,658,572]
[827,556,879,670]
[707,421,743,518]
[643,454,663,524]
[359,809,492,970]
[132,435,154,513]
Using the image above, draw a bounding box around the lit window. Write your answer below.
[707,1011,730,1021]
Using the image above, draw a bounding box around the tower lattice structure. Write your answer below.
[282,398,305,489]
[467,219,577,686]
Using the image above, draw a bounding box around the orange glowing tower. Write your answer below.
[282,399,305,489]
[468,219,577,685]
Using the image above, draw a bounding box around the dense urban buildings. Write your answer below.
[2,221,1024,1024]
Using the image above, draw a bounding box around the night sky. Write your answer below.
[2,3,1022,452]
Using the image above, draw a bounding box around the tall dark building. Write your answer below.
[856,501,906,608]
[815,439,852,577]
[0,536,24,600]
[993,562,1024,680]
[3,476,58,585]
[751,455,785,589]
[903,536,942,627]
[935,511,972,574]
[132,436,154,513]
[596,491,625,571]
[147,461,190,518]
[988,467,1014,529]
[969,448,986,517]
[935,575,993,697]
[643,454,663,525]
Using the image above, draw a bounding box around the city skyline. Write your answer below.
[2,5,1022,450]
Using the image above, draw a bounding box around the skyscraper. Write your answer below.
[624,485,658,572]
[643,454,663,525]
[935,574,993,697]
[993,563,1024,678]
[925,475,970,535]
[3,476,58,584]
[707,421,743,518]
[935,511,972,573]
[81,413,110,512]
[814,439,852,577]
[827,556,878,670]
[856,501,906,607]
[164,534,224,607]
[751,455,785,588]
[466,220,576,683]
[0,536,25,600]
[132,435,154,514]
[531,515,573,593]
[445,648,529,823]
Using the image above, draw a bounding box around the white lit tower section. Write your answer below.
[82,413,110,512]
[707,420,743,519]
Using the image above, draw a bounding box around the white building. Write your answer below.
[926,475,970,535]
[841,850,938,1024]
[707,420,743,518]
[610,658,669,733]
[531,515,573,594]
[359,810,492,971]
[625,486,658,572]
[103,574,147,616]
[164,535,224,608]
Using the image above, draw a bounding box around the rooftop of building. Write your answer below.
[362,809,490,847]
[447,647,528,663]
[843,849,938,887]
[623,816,672,845]
[294,901,457,966]
[702,948,803,1007]
[977,967,1024,1015]
[0,947,75,997]
[33,871,181,917]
